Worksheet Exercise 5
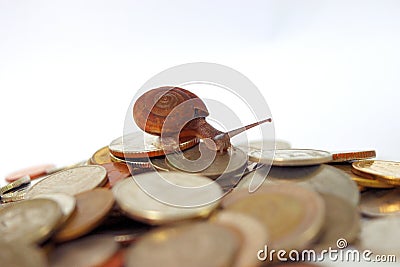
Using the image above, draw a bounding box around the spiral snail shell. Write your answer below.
[133,86,230,151]
[133,86,272,151]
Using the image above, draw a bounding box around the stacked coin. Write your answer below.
[2,133,400,267]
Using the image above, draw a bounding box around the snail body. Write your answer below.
[133,86,231,151]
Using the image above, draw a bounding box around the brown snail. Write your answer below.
[133,86,271,151]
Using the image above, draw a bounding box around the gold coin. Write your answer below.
[313,193,360,250]
[211,211,268,267]
[165,144,248,178]
[0,175,30,195]
[0,198,63,244]
[225,184,325,250]
[359,188,400,217]
[359,216,400,257]
[0,186,28,203]
[32,193,76,224]
[332,164,393,189]
[112,172,222,225]
[238,164,360,206]
[90,146,113,165]
[49,235,118,267]
[109,132,199,159]
[353,160,400,186]
[249,149,332,166]
[0,240,48,267]
[26,165,107,198]
[54,188,115,242]
[125,222,240,267]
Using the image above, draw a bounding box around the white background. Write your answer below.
[0,1,399,265]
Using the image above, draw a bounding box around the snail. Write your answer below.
[133,86,271,152]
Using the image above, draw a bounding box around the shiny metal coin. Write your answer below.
[49,235,118,267]
[32,193,76,224]
[0,240,48,267]
[112,173,222,225]
[90,146,113,165]
[109,132,198,159]
[0,198,63,244]
[313,193,360,250]
[54,188,115,242]
[224,184,325,251]
[360,188,400,217]
[125,222,240,267]
[359,216,400,257]
[332,164,393,189]
[331,150,376,162]
[249,149,332,166]
[0,175,30,195]
[26,166,107,198]
[165,145,248,178]
[211,211,268,267]
[353,160,400,186]
[237,164,359,206]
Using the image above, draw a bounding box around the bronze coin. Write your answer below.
[100,162,131,188]
[54,188,115,242]
[331,150,376,162]
[5,163,55,182]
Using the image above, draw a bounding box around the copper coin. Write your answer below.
[224,184,325,250]
[50,235,119,267]
[100,162,131,188]
[331,150,376,162]
[5,163,55,182]
[54,188,115,242]
[91,146,113,165]
[109,132,199,159]
[98,250,125,267]
[360,188,400,217]
[125,222,240,267]
[313,193,360,250]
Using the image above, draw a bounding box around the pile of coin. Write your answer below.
[1,133,399,266]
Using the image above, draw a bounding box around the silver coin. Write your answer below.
[25,166,107,199]
[359,216,400,257]
[32,193,76,223]
[0,241,48,267]
[249,148,332,166]
[49,235,118,267]
[109,131,198,159]
[125,222,240,267]
[112,172,223,225]
[238,164,359,206]
[0,198,63,243]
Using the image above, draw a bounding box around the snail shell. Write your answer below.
[133,86,230,150]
